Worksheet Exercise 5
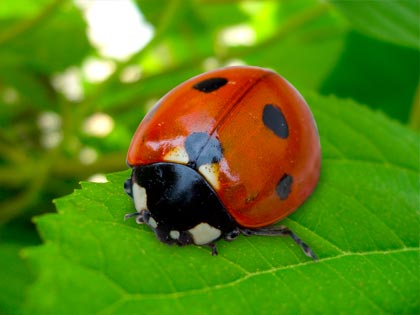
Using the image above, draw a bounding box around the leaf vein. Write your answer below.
[114,247,418,300]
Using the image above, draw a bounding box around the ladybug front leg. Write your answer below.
[207,243,218,256]
[124,210,147,224]
[240,226,318,260]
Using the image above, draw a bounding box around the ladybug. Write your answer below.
[124,66,321,259]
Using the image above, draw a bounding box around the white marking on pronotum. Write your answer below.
[199,163,220,190]
[164,146,189,164]
[188,223,221,245]
[169,230,180,240]
[132,182,147,212]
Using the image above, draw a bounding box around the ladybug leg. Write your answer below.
[240,226,318,260]
[124,210,146,224]
[207,243,218,256]
[224,228,240,241]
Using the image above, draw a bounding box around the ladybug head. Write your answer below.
[124,163,237,250]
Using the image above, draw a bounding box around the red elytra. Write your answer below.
[127,66,320,228]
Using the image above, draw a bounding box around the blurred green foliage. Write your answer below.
[0,0,418,314]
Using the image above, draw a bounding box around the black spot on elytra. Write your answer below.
[193,77,228,93]
[263,104,289,139]
[185,132,223,169]
[276,174,293,200]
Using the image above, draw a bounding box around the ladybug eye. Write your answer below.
[193,77,228,93]
[124,178,133,198]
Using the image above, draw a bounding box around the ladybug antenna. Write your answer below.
[240,226,318,261]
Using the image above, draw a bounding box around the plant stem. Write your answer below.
[0,158,49,224]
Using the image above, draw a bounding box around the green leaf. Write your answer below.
[24,94,419,314]
[0,5,91,74]
[330,0,420,50]
[321,32,419,124]
[244,1,347,91]
[0,0,52,19]
[0,223,39,315]
[0,243,33,315]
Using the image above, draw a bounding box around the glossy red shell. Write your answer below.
[127,66,321,228]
